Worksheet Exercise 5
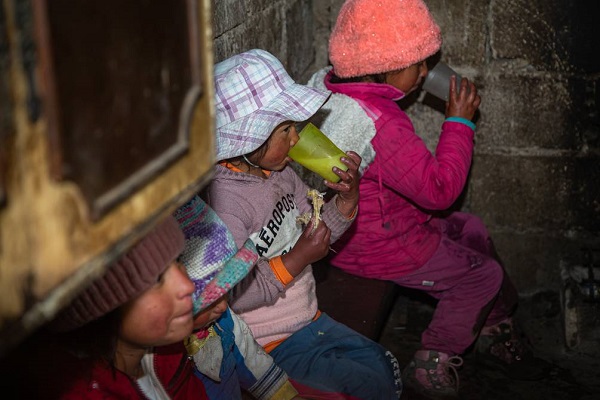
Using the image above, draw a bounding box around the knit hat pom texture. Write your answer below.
[329,0,442,78]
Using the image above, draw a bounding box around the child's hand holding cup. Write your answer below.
[288,123,348,183]
[422,61,463,101]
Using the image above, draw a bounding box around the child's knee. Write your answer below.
[351,368,401,400]
[482,259,504,293]
[363,347,402,398]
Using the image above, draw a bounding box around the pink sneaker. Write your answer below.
[402,350,463,398]
[476,317,551,380]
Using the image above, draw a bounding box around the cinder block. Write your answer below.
[468,154,598,232]
[476,70,577,150]
[569,156,600,233]
[286,0,316,79]
[212,0,246,37]
[313,0,334,68]
[559,2,600,73]
[427,0,488,67]
[489,231,574,293]
[570,77,600,149]
[313,0,332,27]
[490,0,573,73]
[213,30,246,63]
[329,0,344,27]
[213,8,283,64]
[245,0,277,14]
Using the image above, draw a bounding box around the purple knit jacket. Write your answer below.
[204,165,354,346]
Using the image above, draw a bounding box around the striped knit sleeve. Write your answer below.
[229,308,298,400]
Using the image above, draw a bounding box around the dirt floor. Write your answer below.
[379,291,600,400]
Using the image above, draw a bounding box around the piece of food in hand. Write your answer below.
[296,189,325,232]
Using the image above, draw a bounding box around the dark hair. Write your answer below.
[54,307,122,367]
[329,71,388,84]
[248,140,270,162]
[224,132,272,168]
[225,119,300,168]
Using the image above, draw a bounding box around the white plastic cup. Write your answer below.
[422,61,462,101]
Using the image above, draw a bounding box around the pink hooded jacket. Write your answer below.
[322,70,475,279]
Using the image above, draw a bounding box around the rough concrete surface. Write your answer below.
[380,292,600,399]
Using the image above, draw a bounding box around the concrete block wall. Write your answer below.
[212,0,318,81]
[423,0,600,295]
[212,0,600,295]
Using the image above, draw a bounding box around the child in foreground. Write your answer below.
[307,0,549,397]
[46,216,208,399]
[174,195,302,400]
[205,48,402,399]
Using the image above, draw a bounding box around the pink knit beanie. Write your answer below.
[49,216,185,332]
[329,0,442,78]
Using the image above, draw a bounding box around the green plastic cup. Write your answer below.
[288,123,348,183]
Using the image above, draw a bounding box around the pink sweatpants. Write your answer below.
[392,212,519,356]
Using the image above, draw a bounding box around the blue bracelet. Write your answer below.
[445,117,476,131]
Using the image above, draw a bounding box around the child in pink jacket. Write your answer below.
[307,0,549,397]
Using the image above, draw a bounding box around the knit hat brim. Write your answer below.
[193,239,257,312]
[216,83,329,161]
[174,196,259,315]
[49,216,185,332]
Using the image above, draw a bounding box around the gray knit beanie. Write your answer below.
[49,216,185,332]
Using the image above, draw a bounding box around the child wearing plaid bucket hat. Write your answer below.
[306,0,549,397]
[205,48,402,399]
[174,195,301,400]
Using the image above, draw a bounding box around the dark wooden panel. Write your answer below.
[36,0,202,219]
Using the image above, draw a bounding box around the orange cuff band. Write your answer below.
[269,256,294,285]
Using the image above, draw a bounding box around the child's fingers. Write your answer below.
[316,224,331,244]
[333,165,358,182]
[340,153,362,180]
[311,220,330,241]
[302,220,315,237]
[466,81,478,102]
[324,168,356,192]
[343,151,362,169]
[459,77,470,99]
[323,178,350,193]
[325,225,332,243]
[336,160,357,178]
[448,75,457,101]
[325,163,355,183]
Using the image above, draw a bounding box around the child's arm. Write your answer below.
[226,308,299,400]
[370,79,480,211]
[212,211,289,310]
[207,189,323,309]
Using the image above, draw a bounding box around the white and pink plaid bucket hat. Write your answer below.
[214,49,330,161]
